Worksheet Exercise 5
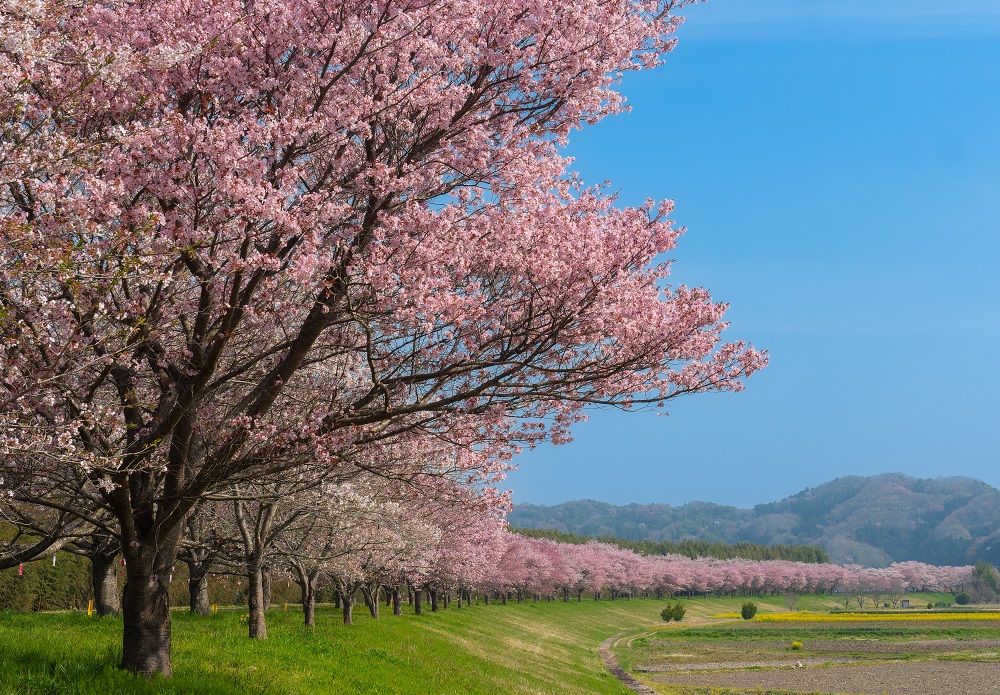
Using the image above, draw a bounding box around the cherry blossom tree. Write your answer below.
[0,0,772,676]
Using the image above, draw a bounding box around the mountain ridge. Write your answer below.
[508,473,1000,567]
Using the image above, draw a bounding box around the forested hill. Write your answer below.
[509,473,1000,568]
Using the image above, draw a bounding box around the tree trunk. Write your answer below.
[483,591,490,605]
[91,549,121,616]
[120,564,173,677]
[300,579,316,628]
[362,585,379,619]
[186,560,211,616]
[334,589,342,609]
[501,592,507,605]
[247,567,267,639]
[342,589,356,625]
[413,586,422,615]
[392,586,402,615]
[261,571,272,612]
[430,589,439,612]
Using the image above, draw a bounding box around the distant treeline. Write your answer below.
[512,527,830,564]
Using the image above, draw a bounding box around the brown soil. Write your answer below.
[653,660,1000,694]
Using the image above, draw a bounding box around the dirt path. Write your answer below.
[599,631,658,694]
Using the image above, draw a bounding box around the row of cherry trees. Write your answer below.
[489,536,972,606]
[165,481,974,637]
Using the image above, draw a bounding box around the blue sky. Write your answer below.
[504,0,1000,508]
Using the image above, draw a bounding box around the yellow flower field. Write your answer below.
[756,611,1000,622]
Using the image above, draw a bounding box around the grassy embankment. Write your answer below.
[0,592,955,694]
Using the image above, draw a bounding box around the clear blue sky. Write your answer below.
[504,0,1000,508]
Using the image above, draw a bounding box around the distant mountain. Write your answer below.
[508,473,1000,567]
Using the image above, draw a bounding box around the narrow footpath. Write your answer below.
[598,632,658,694]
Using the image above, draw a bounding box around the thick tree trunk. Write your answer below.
[262,572,272,612]
[501,592,507,605]
[334,590,342,609]
[120,567,173,676]
[91,550,121,616]
[413,586,422,615]
[430,589,438,612]
[392,586,402,615]
[483,591,490,605]
[247,567,267,639]
[342,589,356,625]
[186,560,211,616]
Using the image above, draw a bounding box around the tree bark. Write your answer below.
[430,588,439,612]
[362,585,379,619]
[247,567,267,639]
[186,560,211,616]
[91,549,121,616]
[392,585,402,615]
[342,589,356,625]
[294,566,318,628]
[302,583,316,627]
[413,586,422,615]
[120,561,173,677]
[262,571,272,612]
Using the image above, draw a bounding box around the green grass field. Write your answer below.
[0,593,958,694]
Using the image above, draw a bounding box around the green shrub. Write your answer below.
[955,592,971,605]
[741,602,758,620]
[928,603,934,609]
[659,602,686,622]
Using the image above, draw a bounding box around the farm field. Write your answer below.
[615,603,1000,695]
[0,593,956,694]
